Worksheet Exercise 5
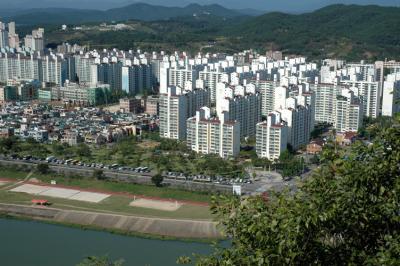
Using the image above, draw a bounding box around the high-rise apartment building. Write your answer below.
[334,89,363,132]
[256,112,288,160]
[216,82,261,137]
[199,67,230,103]
[382,73,400,117]
[159,86,209,140]
[340,79,380,118]
[121,64,152,95]
[187,107,240,159]
[279,97,313,150]
[312,83,363,132]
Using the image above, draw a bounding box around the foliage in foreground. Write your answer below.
[186,116,400,265]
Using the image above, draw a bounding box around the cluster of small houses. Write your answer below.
[306,131,359,154]
[0,102,159,145]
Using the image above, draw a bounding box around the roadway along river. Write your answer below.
[0,218,213,266]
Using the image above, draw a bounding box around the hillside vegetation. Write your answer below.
[16,4,400,61]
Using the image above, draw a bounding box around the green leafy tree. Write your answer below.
[151,173,164,187]
[76,143,92,158]
[188,116,400,265]
[92,169,106,180]
[36,163,50,174]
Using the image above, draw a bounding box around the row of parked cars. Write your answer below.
[5,154,151,174]
[45,157,152,173]
[164,171,253,185]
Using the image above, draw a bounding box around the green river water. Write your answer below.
[0,218,214,266]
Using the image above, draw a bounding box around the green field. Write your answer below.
[0,166,213,203]
[0,190,213,220]
[0,169,29,180]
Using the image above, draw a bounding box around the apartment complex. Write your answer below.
[187,107,240,159]
[159,86,209,140]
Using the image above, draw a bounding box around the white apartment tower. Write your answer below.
[216,82,262,137]
[199,67,230,103]
[256,112,288,160]
[279,97,313,150]
[334,89,363,132]
[159,86,209,140]
[382,73,400,117]
[159,86,188,140]
[187,107,240,159]
[341,78,380,118]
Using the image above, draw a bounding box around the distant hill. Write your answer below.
[226,4,400,59]
[11,4,400,61]
[6,3,244,25]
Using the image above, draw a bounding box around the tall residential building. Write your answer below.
[7,22,19,49]
[121,64,153,95]
[159,86,188,140]
[41,55,68,85]
[0,29,9,49]
[256,112,288,160]
[159,86,208,140]
[199,67,230,103]
[24,28,44,52]
[312,83,341,124]
[187,107,240,159]
[74,55,95,84]
[312,83,363,132]
[95,62,123,91]
[256,80,279,116]
[382,73,400,117]
[334,89,363,132]
[216,82,262,137]
[279,97,313,150]
[160,66,199,94]
[341,78,381,118]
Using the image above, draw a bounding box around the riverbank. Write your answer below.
[0,203,224,241]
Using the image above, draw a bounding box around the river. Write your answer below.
[0,218,214,266]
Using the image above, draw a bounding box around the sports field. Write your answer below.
[10,184,110,203]
[130,198,182,211]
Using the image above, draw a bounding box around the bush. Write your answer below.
[92,169,106,180]
[36,163,50,174]
[151,174,163,187]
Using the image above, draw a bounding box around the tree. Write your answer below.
[76,143,92,158]
[77,256,124,266]
[188,115,400,265]
[93,169,106,180]
[36,163,50,174]
[151,174,163,187]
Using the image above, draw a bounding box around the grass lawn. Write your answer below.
[0,169,29,180]
[0,168,213,203]
[35,174,212,203]
[0,190,213,220]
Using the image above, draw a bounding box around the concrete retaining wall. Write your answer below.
[0,203,222,239]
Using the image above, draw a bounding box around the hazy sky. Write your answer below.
[0,0,399,11]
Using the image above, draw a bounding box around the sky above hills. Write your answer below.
[0,0,399,12]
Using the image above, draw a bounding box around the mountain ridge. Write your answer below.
[3,3,245,24]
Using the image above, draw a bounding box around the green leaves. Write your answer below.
[192,115,400,265]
